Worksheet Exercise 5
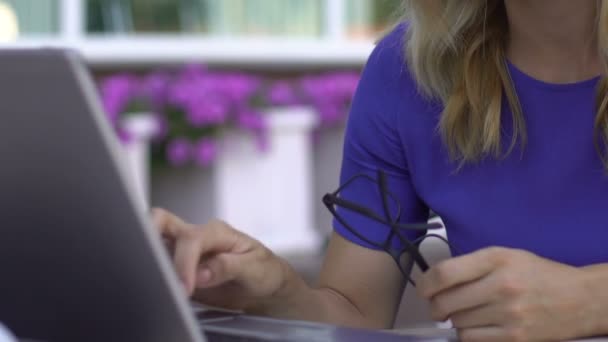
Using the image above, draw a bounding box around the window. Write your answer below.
[86,0,324,37]
[1,0,59,37]
[346,0,401,40]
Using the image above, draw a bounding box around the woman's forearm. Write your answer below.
[246,258,379,329]
[581,264,608,336]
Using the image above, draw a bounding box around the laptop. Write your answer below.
[0,49,453,342]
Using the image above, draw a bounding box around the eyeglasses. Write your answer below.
[323,170,452,286]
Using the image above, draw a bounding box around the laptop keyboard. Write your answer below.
[196,308,333,341]
[196,308,282,341]
[205,331,278,342]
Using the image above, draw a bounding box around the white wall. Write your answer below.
[150,166,216,224]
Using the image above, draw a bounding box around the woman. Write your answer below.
[154,0,608,341]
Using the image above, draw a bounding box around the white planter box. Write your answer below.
[214,107,320,254]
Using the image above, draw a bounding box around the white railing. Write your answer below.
[3,0,376,66]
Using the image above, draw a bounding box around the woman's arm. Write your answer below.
[155,208,409,329]
[256,232,408,329]
[258,23,424,329]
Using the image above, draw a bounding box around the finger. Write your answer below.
[428,274,495,321]
[173,231,202,295]
[151,208,185,236]
[196,222,245,255]
[457,326,511,342]
[450,304,503,329]
[418,247,506,299]
[195,253,242,288]
[174,223,244,293]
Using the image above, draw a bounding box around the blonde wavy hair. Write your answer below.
[402,0,608,168]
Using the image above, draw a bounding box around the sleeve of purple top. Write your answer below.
[332,24,429,250]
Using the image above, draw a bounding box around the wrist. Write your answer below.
[246,257,309,317]
[579,264,608,337]
[271,257,308,305]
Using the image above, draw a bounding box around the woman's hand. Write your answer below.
[152,208,290,311]
[418,247,596,342]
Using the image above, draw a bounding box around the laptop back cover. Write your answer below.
[0,49,203,342]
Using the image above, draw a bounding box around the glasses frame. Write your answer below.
[323,170,444,281]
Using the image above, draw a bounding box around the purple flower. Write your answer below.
[166,138,192,166]
[298,73,360,104]
[297,72,360,127]
[141,72,171,109]
[168,78,199,107]
[185,97,228,127]
[99,65,362,168]
[167,72,232,128]
[100,74,138,124]
[178,63,207,81]
[221,74,261,103]
[236,109,266,131]
[299,76,323,101]
[267,81,299,106]
[236,109,269,152]
[334,72,360,95]
[316,100,344,126]
[193,138,218,167]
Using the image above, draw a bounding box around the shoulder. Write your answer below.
[368,22,409,70]
[343,24,435,172]
[350,22,439,134]
[354,22,436,116]
[361,22,410,90]
[344,22,442,172]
